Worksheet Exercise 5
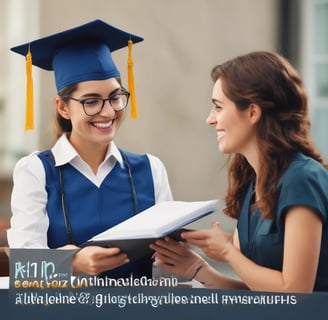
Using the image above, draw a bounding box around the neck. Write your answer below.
[241,145,260,200]
[68,136,110,174]
[81,147,108,174]
[242,148,260,176]
[238,136,260,175]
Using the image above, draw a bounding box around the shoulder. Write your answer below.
[280,152,328,187]
[146,153,167,168]
[13,151,46,185]
[278,153,328,222]
[14,151,43,173]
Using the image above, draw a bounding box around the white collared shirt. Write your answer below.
[7,135,173,248]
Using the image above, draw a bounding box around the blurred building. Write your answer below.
[0,0,327,247]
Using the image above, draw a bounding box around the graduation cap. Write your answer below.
[11,19,143,131]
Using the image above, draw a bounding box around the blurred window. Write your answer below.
[301,0,328,158]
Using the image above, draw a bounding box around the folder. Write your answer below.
[82,200,219,260]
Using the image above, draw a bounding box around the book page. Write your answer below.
[89,200,219,241]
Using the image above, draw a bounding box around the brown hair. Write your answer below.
[54,84,77,139]
[211,51,328,219]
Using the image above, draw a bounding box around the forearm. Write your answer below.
[194,263,248,290]
[225,244,306,293]
[193,245,285,291]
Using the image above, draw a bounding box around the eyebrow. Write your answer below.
[79,87,122,98]
[211,98,223,105]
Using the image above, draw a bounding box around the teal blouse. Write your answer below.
[237,152,328,291]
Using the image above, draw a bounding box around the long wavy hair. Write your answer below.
[211,51,328,219]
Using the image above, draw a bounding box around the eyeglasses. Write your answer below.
[60,87,130,116]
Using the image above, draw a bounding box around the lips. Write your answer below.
[91,120,114,129]
[217,130,226,139]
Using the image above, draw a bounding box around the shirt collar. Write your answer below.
[105,141,124,168]
[51,134,124,168]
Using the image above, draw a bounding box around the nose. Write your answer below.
[99,100,115,116]
[206,108,216,126]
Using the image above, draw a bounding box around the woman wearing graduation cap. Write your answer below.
[151,51,328,292]
[7,20,173,278]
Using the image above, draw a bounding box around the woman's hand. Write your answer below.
[150,237,207,279]
[62,245,129,276]
[181,222,233,262]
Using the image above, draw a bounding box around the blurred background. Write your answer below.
[0,0,327,256]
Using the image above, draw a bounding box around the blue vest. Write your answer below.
[38,149,155,278]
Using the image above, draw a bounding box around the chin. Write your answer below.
[218,144,226,153]
[219,145,233,155]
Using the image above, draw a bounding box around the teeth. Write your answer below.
[217,131,225,138]
[93,121,113,128]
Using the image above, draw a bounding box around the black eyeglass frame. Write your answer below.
[60,87,130,116]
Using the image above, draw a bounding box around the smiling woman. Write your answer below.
[207,78,261,156]
[151,51,328,293]
[54,79,129,167]
[7,20,173,280]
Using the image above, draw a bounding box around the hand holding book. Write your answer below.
[82,200,219,260]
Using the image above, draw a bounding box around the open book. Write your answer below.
[82,199,219,260]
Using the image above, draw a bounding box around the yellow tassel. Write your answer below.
[128,39,139,119]
[25,45,34,131]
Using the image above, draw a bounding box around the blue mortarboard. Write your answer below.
[11,19,143,130]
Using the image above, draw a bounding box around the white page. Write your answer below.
[90,199,219,241]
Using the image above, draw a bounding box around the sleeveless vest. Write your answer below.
[38,149,155,278]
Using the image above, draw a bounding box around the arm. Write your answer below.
[230,206,321,292]
[147,154,173,202]
[150,236,247,289]
[8,154,130,275]
[60,245,130,276]
[184,206,322,292]
[7,153,49,248]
